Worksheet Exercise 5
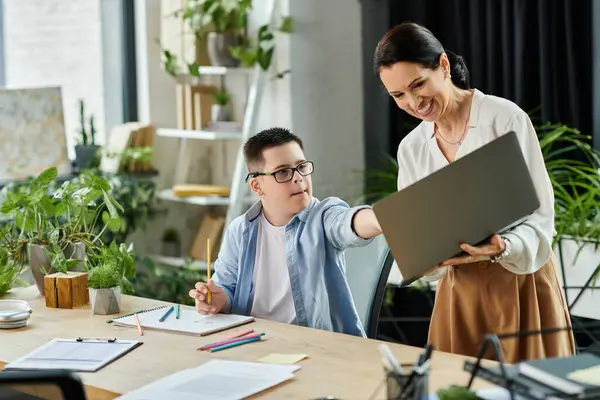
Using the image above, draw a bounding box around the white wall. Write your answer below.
[289,0,365,202]
[2,0,106,156]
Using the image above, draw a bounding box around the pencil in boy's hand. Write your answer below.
[207,238,212,305]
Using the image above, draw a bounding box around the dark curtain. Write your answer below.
[387,0,593,154]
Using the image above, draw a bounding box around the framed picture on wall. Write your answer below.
[0,86,71,183]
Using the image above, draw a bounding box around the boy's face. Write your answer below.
[249,141,313,216]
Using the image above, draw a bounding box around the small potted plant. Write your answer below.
[87,242,135,315]
[161,228,181,258]
[74,99,102,170]
[211,89,232,122]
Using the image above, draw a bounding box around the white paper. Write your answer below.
[113,307,254,336]
[4,338,141,372]
[117,360,300,400]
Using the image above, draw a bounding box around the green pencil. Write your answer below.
[176,304,181,319]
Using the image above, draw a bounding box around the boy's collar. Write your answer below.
[245,197,318,223]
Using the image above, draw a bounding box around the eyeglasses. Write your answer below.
[245,160,314,183]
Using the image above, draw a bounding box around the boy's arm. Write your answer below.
[323,199,382,250]
[352,208,382,239]
[211,218,242,313]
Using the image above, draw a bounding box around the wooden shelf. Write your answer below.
[156,128,242,141]
[156,189,258,207]
[146,254,207,270]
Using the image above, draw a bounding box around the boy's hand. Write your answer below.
[188,280,228,315]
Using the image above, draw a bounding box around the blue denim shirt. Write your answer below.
[211,197,373,337]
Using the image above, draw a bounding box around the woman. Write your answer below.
[374,22,575,363]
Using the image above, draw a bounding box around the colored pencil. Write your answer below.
[206,238,212,305]
[134,313,143,336]
[199,332,264,351]
[176,304,181,319]
[159,306,174,322]
[209,336,264,352]
[197,328,255,351]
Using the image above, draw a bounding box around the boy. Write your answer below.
[188,127,382,336]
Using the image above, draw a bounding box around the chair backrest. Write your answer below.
[345,236,394,338]
[0,370,87,399]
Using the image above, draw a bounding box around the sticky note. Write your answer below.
[568,365,600,385]
[257,353,308,365]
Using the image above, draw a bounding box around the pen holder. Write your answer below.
[386,369,429,400]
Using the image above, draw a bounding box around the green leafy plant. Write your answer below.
[175,0,252,36]
[437,385,479,400]
[229,17,295,73]
[88,262,121,290]
[88,242,135,292]
[158,0,294,78]
[0,232,27,294]
[0,167,132,291]
[213,89,231,106]
[132,257,205,306]
[77,99,98,146]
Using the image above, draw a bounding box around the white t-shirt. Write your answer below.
[397,89,554,279]
[250,212,296,323]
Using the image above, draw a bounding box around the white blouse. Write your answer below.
[396,89,555,281]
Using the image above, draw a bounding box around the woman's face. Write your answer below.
[378,55,451,122]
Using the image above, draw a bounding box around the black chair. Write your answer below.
[365,248,395,338]
[0,370,86,399]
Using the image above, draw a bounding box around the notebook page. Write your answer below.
[117,360,300,400]
[113,307,254,336]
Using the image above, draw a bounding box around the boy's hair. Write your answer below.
[243,127,304,171]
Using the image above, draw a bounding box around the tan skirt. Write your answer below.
[428,254,576,363]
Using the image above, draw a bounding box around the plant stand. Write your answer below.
[44,272,89,309]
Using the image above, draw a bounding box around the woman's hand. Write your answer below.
[440,234,506,266]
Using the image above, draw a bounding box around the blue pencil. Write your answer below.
[159,306,174,322]
[209,336,263,352]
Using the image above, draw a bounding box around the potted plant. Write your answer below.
[161,228,181,258]
[74,99,101,170]
[158,1,294,78]
[0,167,123,295]
[211,89,232,122]
[87,242,135,315]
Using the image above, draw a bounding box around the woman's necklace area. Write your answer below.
[435,117,469,148]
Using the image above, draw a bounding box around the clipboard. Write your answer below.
[4,337,143,372]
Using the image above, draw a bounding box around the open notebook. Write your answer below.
[112,306,254,336]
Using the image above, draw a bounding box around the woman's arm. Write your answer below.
[494,112,554,274]
[441,112,554,273]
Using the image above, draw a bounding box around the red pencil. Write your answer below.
[198,329,257,351]
[199,333,264,351]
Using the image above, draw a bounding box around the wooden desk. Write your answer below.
[0,286,492,399]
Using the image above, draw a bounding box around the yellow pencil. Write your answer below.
[207,238,212,305]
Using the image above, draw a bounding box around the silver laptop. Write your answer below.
[373,131,540,287]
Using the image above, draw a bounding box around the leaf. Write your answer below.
[103,191,119,219]
[258,47,274,70]
[35,167,58,186]
[0,201,17,215]
[278,16,295,33]
[107,216,121,232]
